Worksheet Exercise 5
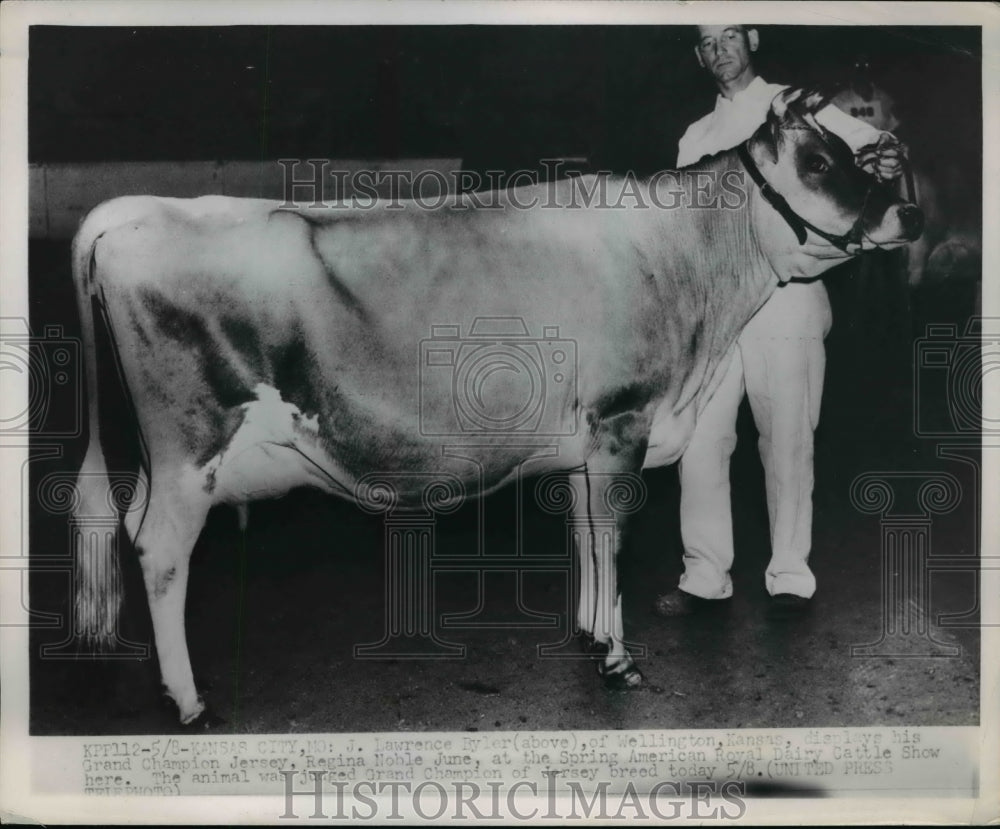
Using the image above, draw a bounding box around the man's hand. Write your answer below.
[855,133,906,182]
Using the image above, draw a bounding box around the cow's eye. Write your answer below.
[805,155,830,174]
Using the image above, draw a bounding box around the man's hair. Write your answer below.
[692,24,759,44]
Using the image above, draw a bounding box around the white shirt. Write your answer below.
[677,75,884,167]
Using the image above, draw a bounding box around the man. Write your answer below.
[654,25,904,619]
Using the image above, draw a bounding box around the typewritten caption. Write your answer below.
[37,727,977,798]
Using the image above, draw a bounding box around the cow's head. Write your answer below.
[747,87,923,273]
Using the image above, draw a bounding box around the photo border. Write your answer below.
[2,1,997,824]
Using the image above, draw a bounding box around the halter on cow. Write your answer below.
[70,88,922,726]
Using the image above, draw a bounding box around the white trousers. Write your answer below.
[678,280,833,599]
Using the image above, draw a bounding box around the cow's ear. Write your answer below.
[752,117,779,164]
[793,88,833,136]
[764,89,801,158]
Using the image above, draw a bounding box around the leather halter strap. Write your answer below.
[737,141,871,253]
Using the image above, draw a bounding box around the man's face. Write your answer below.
[695,25,758,83]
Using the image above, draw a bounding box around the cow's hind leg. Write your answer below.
[128,469,212,725]
[575,418,649,689]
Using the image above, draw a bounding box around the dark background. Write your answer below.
[26,24,984,735]
[30,25,980,171]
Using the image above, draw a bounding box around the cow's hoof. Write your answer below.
[586,638,610,661]
[182,707,226,731]
[600,663,644,691]
[161,692,223,731]
[577,632,597,654]
[582,638,643,688]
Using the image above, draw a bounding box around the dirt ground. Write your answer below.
[26,241,981,735]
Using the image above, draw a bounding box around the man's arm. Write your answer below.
[677,124,702,168]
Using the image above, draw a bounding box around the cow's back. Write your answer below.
[79,192,692,508]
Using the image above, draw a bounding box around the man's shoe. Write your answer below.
[653,588,728,618]
[766,593,812,620]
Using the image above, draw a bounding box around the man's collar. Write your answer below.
[716,74,768,107]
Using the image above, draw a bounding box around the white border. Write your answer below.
[2,1,998,824]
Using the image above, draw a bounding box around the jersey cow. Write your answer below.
[71,89,922,725]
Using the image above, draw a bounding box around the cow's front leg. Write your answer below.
[571,472,597,642]
[575,408,650,689]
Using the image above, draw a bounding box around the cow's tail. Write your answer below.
[70,201,148,647]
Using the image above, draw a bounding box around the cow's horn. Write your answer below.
[801,108,825,135]
[800,89,830,114]
[770,87,805,119]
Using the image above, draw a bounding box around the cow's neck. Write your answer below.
[669,144,856,333]
[652,151,782,339]
[639,153,782,414]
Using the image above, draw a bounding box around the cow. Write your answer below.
[69,89,922,726]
